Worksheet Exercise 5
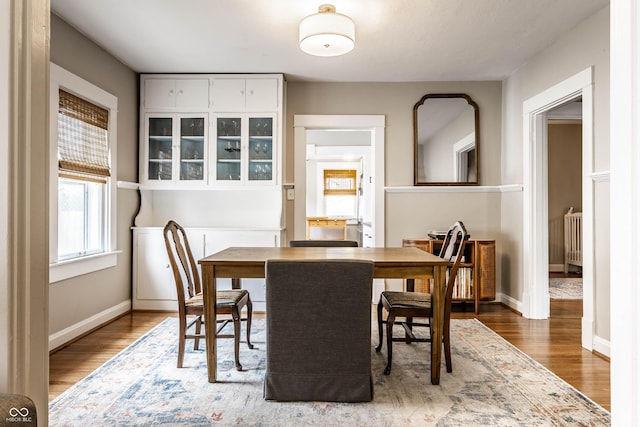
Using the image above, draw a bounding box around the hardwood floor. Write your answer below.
[49,302,610,411]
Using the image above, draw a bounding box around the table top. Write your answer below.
[199,246,447,265]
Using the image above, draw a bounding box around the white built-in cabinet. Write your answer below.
[139,74,282,189]
[133,74,285,311]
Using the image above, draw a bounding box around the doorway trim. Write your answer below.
[522,67,594,350]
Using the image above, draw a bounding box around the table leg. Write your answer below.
[430,264,446,385]
[202,265,217,382]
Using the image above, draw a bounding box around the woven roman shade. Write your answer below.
[323,169,357,195]
[58,89,110,183]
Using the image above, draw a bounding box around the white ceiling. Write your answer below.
[50,0,608,82]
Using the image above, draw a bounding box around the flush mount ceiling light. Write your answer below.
[299,4,355,57]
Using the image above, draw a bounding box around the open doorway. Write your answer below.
[522,67,595,350]
[547,101,583,319]
[305,130,372,246]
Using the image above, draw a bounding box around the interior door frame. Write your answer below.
[522,67,594,350]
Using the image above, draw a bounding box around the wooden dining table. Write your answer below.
[198,246,449,385]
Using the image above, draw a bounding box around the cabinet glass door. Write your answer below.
[179,116,205,182]
[248,117,273,182]
[148,117,173,181]
[215,117,242,181]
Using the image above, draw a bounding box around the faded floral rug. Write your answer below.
[49,317,609,426]
[549,277,583,300]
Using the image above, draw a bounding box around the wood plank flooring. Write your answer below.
[49,302,610,411]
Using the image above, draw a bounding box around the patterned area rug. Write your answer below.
[549,277,583,299]
[49,317,609,426]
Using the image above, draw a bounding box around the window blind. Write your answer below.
[58,89,110,183]
[324,169,357,195]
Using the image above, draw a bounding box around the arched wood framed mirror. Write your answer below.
[414,93,479,185]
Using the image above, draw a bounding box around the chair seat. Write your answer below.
[217,289,250,305]
[185,289,249,308]
[382,291,432,309]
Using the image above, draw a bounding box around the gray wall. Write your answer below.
[285,81,503,276]
[501,6,610,339]
[49,14,139,337]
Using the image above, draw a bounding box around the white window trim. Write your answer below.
[49,63,118,282]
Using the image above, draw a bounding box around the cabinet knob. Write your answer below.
[169,89,174,96]
[165,264,170,269]
[249,90,254,96]
[178,89,183,96]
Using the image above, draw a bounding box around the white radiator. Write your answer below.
[564,209,582,273]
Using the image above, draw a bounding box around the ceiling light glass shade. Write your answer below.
[299,4,355,57]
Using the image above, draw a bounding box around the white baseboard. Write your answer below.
[49,300,131,351]
[498,292,523,314]
[593,335,611,358]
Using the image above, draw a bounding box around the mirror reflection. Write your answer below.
[414,94,479,185]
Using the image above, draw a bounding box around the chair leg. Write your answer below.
[245,298,254,349]
[444,321,452,373]
[177,316,186,368]
[384,311,396,375]
[375,298,384,352]
[405,316,413,344]
[193,315,202,351]
[232,306,243,371]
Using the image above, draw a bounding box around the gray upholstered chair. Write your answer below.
[0,393,37,426]
[289,239,358,247]
[163,220,253,370]
[264,259,374,402]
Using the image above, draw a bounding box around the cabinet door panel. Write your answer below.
[179,116,206,182]
[211,79,246,111]
[248,116,274,183]
[175,79,209,109]
[245,79,278,111]
[144,79,176,109]
[135,232,176,300]
[146,116,174,182]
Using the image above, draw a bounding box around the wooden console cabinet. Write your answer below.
[402,238,496,314]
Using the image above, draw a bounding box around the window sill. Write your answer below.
[49,250,121,283]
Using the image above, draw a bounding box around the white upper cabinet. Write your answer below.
[144,78,209,110]
[140,74,283,189]
[211,78,279,112]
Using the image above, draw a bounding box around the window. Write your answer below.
[323,169,358,217]
[49,63,118,282]
[57,179,104,260]
[324,169,357,195]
